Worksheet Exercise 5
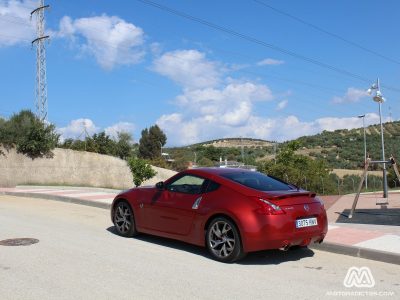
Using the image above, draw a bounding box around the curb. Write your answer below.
[0,191,111,210]
[2,191,399,265]
[16,185,123,194]
[310,242,400,265]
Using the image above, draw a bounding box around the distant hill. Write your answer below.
[194,138,274,148]
[285,120,400,169]
[166,121,400,170]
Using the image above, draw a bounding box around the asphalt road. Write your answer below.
[0,195,398,300]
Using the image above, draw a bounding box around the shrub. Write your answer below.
[127,157,157,187]
[0,110,59,159]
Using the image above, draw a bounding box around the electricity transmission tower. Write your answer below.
[31,0,50,122]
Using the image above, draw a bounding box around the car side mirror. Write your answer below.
[156,181,165,190]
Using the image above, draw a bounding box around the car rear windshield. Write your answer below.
[221,171,293,191]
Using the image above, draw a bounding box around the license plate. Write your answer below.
[296,217,318,228]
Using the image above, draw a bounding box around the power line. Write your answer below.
[135,0,400,93]
[253,0,400,66]
[1,4,395,98]
[0,20,359,106]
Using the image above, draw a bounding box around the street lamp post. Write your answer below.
[159,141,163,157]
[358,114,368,189]
[367,78,388,198]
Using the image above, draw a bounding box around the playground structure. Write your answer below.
[349,155,400,218]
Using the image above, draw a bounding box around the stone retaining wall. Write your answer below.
[0,147,176,189]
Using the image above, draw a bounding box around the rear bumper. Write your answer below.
[241,211,328,252]
[244,231,326,252]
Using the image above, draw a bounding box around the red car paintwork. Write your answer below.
[111,168,328,253]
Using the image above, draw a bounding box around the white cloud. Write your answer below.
[57,118,100,141]
[152,48,378,145]
[152,49,221,89]
[0,0,35,47]
[174,81,273,126]
[257,58,285,66]
[152,49,280,145]
[104,122,135,140]
[151,50,387,146]
[157,112,386,146]
[156,80,276,145]
[58,119,136,142]
[56,15,145,69]
[276,100,288,111]
[332,87,368,104]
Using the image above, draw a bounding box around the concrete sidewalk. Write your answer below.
[1,185,399,265]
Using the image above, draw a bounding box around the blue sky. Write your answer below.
[1,0,399,146]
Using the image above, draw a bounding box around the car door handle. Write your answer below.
[192,196,202,210]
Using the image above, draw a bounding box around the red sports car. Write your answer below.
[111,168,328,262]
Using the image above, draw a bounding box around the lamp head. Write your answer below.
[373,91,385,103]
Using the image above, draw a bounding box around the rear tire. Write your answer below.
[206,217,246,263]
[113,201,137,237]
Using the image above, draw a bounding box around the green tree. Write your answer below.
[0,110,59,159]
[198,157,214,167]
[115,132,133,160]
[257,141,334,194]
[138,124,167,160]
[171,157,189,171]
[127,157,157,187]
[92,131,116,155]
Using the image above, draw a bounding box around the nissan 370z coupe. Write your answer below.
[111,168,328,263]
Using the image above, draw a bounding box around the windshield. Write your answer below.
[221,171,293,191]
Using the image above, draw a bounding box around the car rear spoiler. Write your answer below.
[270,192,316,200]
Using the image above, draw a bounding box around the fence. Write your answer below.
[282,173,394,196]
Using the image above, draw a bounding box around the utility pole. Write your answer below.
[31,0,50,122]
[367,78,388,198]
[358,114,368,189]
[77,120,90,151]
[240,137,244,163]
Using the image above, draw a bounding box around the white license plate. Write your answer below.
[296,217,318,228]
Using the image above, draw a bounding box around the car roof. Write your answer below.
[186,167,255,177]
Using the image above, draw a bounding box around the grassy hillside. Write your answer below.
[290,121,400,169]
[166,121,400,171]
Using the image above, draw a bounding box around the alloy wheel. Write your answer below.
[208,221,236,258]
[114,202,133,235]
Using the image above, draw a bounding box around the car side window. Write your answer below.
[167,175,206,195]
[204,180,220,193]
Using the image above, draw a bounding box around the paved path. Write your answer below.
[0,195,398,300]
[1,185,399,264]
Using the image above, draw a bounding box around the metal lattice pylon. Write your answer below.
[31,0,50,122]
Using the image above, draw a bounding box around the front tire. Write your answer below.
[206,217,245,263]
[113,201,137,237]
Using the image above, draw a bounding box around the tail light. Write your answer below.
[256,198,286,215]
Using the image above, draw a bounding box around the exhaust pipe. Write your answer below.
[280,244,290,251]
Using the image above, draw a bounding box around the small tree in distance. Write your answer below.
[138,124,167,160]
[115,132,133,160]
[127,157,157,187]
[0,110,59,159]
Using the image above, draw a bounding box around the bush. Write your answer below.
[138,125,167,160]
[127,157,157,187]
[0,110,59,159]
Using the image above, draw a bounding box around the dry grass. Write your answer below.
[332,168,383,178]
